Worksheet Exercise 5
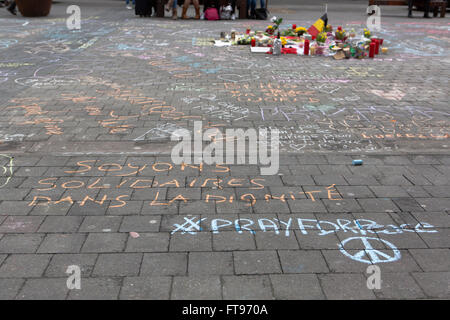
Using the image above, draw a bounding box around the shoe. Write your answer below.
[182,6,188,19]
[231,13,236,20]
[7,6,16,15]
[200,13,204,20]
[423,13,431,18]
[126,5,132,10]
[172,8,178,20]
[194,7,200,19]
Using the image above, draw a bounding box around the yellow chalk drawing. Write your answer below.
[0,154,14,188]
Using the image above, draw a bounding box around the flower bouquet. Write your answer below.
[266,16,283,35]
[315,32,328,55]
[335,26,347,43]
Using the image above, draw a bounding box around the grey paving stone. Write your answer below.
[171,276,221,300]
[410,211,450,228]
[106,201,144,216]
[212,231,256,251]
[321,249,373,273]
[295,232,341,250]
[281,175,315,186]
[234,250,282,275]
[278,250,329,273]
[0,189,30,201]
[375,174,412,186]
[120,276,172,300]
[402,186,430,198]
[0,279,25,300]
[377,232,428,249]
[411,155,440,165]
[78,216,123,232]
[222,275,274,300]
[81,233,127,253]
[68,202,109,216]
[0,216,44,233]
[409,249,450,271]
[253,201,290,214]
[270,274,325,299]
[343,174,380,186]
[0,254,51,278]
[412,272,450,298]
[319,274,376,300]
[141,253,187,276]
[188,252,234,275]
[29,203,73,216]
[255,231,299,250]
[37,216,84,233]
[45,253,98,277]
[126,232,170,252]
[419,228,450,248]
[392,198,425,212]
[322,199,363,213]
[68,278,121,300]
[93,253,142,276]
[0,234,44,253]
[37,234,86,253]
[357,198,400,213]
[313,175,348,186]
[416,198,450,212]
[423,186,450,197]
[288,199,327,213]
[16,278,69,300]
[372,273,426,299]
[120,216,161,232]
[369,186,410,198]
[169,233,212,252]
[375,250,422,273]
[336,186,375,198]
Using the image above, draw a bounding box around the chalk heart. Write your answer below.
[218,74,259,83]
[370,88,405,101]
[307,83,340,94]
[289,143,307,151]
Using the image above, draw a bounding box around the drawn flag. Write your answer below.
[307,13,328,39]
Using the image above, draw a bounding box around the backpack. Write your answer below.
[255,8,268,20]
[255,0,269,20]
[205,7,220,20]
[220,5,233,20]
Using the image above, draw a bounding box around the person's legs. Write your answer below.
[125,0,132,9]
[230,0,236,14]
[423,0,431,18]
[171,0,178,19]
[7,0,16,15]
[408,0,413,17]
[260,0,265,8]
[193,0,200,19]
[182,0,190,19]
[247,0,256,17]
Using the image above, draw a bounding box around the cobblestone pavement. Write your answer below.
[0,0,449,299]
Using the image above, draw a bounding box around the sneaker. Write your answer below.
[126,5,132,10]
[231,13,236,20]
[200,13,205,20]
[7,6,16,15]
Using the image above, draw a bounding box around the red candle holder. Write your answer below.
[304,39,310,56]
[369,42,375,58]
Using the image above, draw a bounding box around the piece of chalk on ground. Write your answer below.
[352,159,363,166]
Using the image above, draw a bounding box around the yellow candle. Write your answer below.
[382,47,388,54]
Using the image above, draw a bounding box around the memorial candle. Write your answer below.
[374,39,380,54]
[369,42,375,58]
[304,39,310,56]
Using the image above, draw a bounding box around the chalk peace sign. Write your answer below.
[339,236,401,264]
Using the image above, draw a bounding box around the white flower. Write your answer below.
[271,16,277,23]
